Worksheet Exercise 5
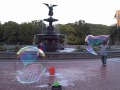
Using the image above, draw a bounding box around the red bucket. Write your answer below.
[49,66,55,75]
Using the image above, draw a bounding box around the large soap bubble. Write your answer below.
[16,46,46,84]
[85,35,109,46]
[17,46,45,65]
[85,46,98,55]
[17,63,46,84]
[85,35,109,55]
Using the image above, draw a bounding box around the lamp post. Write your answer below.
[41,20,43,33]
[117,27,120,40]
[33,35,36,45]
[115,10,120,45]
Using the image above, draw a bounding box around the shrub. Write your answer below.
[75,45,85,52]
[0,46,6,51]
[14,44,20,52]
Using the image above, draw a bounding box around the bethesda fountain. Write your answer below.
[35,3,65,52]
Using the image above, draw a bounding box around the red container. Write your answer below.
[49,66,55,75]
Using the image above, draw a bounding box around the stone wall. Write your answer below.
[0,51,120,60]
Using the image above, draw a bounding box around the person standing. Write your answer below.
[38,42,45,52]
[99,41,109,66]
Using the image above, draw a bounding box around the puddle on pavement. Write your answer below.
[36,72,75,88]
[108,58,120,62]
[36,79,74,88]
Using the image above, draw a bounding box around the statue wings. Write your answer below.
[43,3,49,7]
[43,3,57,7]
[52,5,58,7]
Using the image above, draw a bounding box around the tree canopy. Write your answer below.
[0,20,117,45]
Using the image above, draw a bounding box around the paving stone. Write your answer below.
[0,58,120,90]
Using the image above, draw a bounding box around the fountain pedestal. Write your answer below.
[36,4,65,52]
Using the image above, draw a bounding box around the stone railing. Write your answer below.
[0,51,120,60]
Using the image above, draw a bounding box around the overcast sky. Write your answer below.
[0,0,120,25]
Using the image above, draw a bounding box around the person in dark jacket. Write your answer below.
[38,43,45,52]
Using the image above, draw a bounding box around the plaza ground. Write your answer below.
[0,58,120,90]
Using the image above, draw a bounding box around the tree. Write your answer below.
[0,23,4,42]
[72,20,91,44]
[2,21,20,44]
[87,23,110,35]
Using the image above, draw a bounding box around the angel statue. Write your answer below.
[43,3,57,16]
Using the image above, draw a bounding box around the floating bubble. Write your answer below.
[85,35,109,46]
[16,46,46,84]
[17,63,46,84]
[85,35,109,55]
[85,46,98,55]
[17,46,45,65]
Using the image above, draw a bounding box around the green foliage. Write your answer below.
[0,19,116,45]
[14,44,20,52]
[87,23,110,35]
[67,34,80,44]
[75,45,85,52]
[59,20,91,45]
[0,45,6,51]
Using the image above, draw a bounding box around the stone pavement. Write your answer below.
[0,58,120,90]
